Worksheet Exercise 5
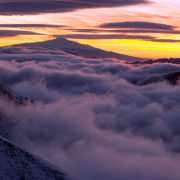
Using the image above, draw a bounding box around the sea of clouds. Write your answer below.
[0,47,180,180]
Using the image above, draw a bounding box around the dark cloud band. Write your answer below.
[0,30,41,37]
[100,21,176,30]
[0,0,149,15]
[68,28,180,35]
[61,33,154,40]
[61,34,180,43]
[0,24,65,28]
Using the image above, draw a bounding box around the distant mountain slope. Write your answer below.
[0,84,34,105]
[0,84,25,104]
[140,71,180,85]
[130,58,180,65]
[0,85,72,180]
[0,137,70,180]
[13,37,142,62]
[127,71,180,86]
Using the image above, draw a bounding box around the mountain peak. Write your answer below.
[14,37,142,62]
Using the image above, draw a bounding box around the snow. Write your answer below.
[0,85,74,180]
[0,136,71,180]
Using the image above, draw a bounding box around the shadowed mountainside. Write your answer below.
[12,37,143,62]
[0,136,69,180]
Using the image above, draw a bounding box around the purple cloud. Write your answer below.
[100,21,176,30]
[0,0,149,15]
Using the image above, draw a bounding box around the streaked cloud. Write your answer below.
[62,34,180,43]
[68,28,180,35]
[0,30,41,37]
[61,33,155,40]
[100,21,176,30]
[0,24,65,28]
[0,0,149,15]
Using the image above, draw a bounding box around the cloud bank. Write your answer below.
[0,47,180,180]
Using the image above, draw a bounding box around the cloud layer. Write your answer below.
[0,46,180,180]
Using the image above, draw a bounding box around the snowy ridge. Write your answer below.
[0,85,74,180]
[0,84,34,104]
[0,84,24,104]
[0,136,72,180]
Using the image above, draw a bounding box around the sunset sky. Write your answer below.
[0,0,180,59]
[1,1,180,180]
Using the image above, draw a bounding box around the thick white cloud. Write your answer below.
[0,48,180,180]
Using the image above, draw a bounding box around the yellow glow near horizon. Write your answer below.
[0,35,179,59]
[71,39,180,59]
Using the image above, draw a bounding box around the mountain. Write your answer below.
[0,136,71,180]
[0,84,34,104]
[0,84,33,138]
[12,37,142,62]
[0,85,72,180]
[0,84,25,104]
[130,58,180,65]
[141,71,180,85]
[128,71,180,86]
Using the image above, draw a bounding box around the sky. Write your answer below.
[0,0,180,59]
[1,2,180,180]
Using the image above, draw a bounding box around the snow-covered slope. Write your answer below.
[0,136,70,180]
[0,85,73,180]
[0,84,24,104]
[13,37,142,62]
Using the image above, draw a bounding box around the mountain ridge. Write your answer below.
[130,58,180,65]
[11,37,143,62]
[0,85,73,180]
[0,136,71,180]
